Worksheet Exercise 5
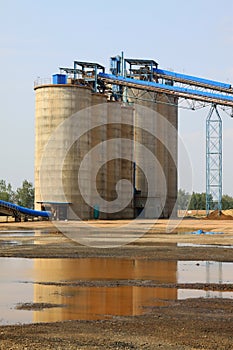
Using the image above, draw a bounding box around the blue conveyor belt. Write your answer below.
[0,199,51,218]
[98,73,233,107]
[153,68,232,91]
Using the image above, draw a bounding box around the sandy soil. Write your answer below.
[0,219,233,349]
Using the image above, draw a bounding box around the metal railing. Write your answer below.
[34,77,52,87]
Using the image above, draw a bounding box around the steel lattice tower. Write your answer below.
[206,104,222,215]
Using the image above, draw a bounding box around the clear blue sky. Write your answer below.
[1,0,233,194]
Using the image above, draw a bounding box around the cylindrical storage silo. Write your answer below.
[90,93,108,219]
[34,83,92,220]
[127,89,178,218]
[156,94,178,217]
[106,102,134,219]
[107,102,122,218]
[120,104,134,219]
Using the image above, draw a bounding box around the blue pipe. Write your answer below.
[0,200,51,218]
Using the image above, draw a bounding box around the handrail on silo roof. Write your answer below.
[34,77,52,87]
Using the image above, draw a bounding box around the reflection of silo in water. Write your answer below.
[32,258,177,323]
[128,90,178,218]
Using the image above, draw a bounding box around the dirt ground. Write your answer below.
[0,219,233,349]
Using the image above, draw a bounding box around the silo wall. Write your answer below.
[35,85,134,220]
[128,90,178,218]
[34,84,92,219]
[35,83,177,220]
[106,102,134,219]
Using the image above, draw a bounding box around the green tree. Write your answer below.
[0,180,14,202]
[199,193,206,210]
[188,192,197,210]
[196,193,202,209]
[177,189,191,210]
[206,193,214,210]
[188,192,205,210]
[222,194,233,210]
[15,180,34,209]
[188,192,215,210]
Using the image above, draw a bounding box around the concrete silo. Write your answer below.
[122,58,178,219]
[34,83,93,219]
[106,102,134,219]
[126,90,178,219]
[34,70,134,220]
[34,57,178,220]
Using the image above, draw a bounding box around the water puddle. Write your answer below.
[0,231,36,237]
[0,230,59,246]
[178,289,233,299]
[178,261,233,284]
[178,243,233,249]
[1,240,23,246]
[0,257,232,325]
[0,230,54,238]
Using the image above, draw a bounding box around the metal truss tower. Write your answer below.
[206,104,222,215]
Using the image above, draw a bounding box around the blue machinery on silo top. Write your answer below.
[59,54,233,215]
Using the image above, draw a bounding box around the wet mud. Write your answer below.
[0,220,233,349]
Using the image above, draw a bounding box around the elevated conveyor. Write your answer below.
[153,68,232,93]
[45,54,233,217]
[0,200,51,221]
[98,73,233,107]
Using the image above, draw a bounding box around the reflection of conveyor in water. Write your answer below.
[0,199,51,222]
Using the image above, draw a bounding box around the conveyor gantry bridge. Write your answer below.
[98,69,233,110]
[60,58,233,110]
[59,55,233,214]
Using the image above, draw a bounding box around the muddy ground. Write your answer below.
[0,219,233,349]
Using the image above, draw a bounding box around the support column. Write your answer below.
[206,104,222,215]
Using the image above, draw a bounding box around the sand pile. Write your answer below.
[223,209,233,217]
[206,210,233,220]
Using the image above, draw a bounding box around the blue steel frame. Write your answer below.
[206,104,222,215]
